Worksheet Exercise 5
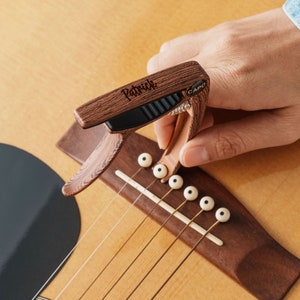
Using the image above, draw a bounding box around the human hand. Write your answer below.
[147,8,300,167]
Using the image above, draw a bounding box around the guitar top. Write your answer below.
[1,0,299,299]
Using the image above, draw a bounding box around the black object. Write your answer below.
[105,92,182,131]
[0,144,81,300]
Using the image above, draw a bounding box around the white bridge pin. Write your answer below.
[183,186,199,201]
[137,153,153,168]
[215,207,231,223]
[153,164,168,179]
[199,196,215,211]
[159,174,184,201]
[168,174,184,190]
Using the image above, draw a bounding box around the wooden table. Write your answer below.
[1,0,299,299]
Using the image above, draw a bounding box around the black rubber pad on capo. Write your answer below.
[105,92,182,131]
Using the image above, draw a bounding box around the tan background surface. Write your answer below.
[0,0,299,299]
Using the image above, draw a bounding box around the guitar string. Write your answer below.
[54,176,157,299]
[78,188,176,300]
[31,166,142,300]
[100,199,188,300]
[151,220,221,299]
[125,207,206,299]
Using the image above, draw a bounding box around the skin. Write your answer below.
[147,8,300,167]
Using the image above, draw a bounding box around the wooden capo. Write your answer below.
[62,61,209,196]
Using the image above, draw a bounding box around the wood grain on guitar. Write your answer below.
[57,123,300,300]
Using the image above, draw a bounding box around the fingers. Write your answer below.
[153,115,177,149]
[179,108,300,167]
[147,33,246,111]
[147,32,205,74]
[147,45,197,74]
[159,31,204,53]
[154,110,214,150]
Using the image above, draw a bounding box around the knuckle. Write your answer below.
[205,22,255,109]
[212,21,239,51]
[214,131,246,160]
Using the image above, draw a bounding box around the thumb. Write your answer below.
[179,109,298,166]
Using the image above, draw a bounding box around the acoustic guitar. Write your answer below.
[0,1,299,299]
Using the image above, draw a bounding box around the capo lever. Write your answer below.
[62,61,209,196]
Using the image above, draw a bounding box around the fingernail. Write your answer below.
[180,146,210,167]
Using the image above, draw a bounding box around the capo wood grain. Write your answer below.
[74,62,208,130]
[62,61,209,196]
[57,123,300,300]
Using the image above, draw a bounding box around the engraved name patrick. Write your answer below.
[121,79,158,101]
